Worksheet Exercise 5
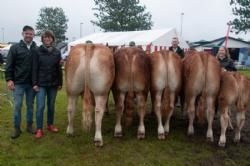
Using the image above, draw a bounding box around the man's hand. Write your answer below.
[33,85,39,92]
[7,80,15,90]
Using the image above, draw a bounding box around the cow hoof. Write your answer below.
[234,138,240,143]
[206,137,214,143]
[137,132,145,140]
[218,142,226,148]
[187,132,194,137]
[158,133,165,140]
[114,132,123,138]
[94,139,103,147]
[66,133,74,137]
[66,126,74,135]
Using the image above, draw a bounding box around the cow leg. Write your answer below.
[234,111,246,143]
[187,97,196,136]
[66,95,77,135]
[153,91,165,140]
[136,92,146,139]
[105,92,110,115]
[114,92,126,137]
[218,106,229,147]
[164,92,175,135]
[94,95,108,147]
[206,97,215,142]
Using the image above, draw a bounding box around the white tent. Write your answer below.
[68,28,189,52]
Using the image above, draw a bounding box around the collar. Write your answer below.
[40,45,55,53]
[20,40,36,48]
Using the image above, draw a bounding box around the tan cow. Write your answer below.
[183,51,221,142]
[150,50,182,139]
[65,44,115,147]
[218,71,250,147]
[113,47,150,139]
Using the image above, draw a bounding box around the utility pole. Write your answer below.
[180,12,184,37]
[80,22,84,38]
[1,27,4,43]
[225,21,232,48]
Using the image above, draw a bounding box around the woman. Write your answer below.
[32,30,62,138]
[216,47,237,71]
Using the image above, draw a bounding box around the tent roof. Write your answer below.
[192,36,250,48]
[69,28,189,48]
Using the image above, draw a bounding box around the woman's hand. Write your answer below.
[33,85,39,92]
[7,80,15,91]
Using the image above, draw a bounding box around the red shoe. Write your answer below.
[35,129,44,138]
[47,125,59,133]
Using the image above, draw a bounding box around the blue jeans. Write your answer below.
[36,87,58,129]
[13,84,34,129]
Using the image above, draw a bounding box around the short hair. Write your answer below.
[41,30,55,42]
[22,25,34,32]
[85,40,93,44]
[129,41,136,47]
[172,37,179,41]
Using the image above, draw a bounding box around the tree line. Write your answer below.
[35,0,249,44]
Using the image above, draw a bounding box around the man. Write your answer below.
[169,37,184,108]
[5,25,37,139]
[169,37,184,58]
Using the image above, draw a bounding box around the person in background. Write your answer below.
[5,25,37,139]
[32,30,62,138]
[216,47,237,71]
[0,53,4,64]
[169,37,184,108]
[169,37,184,58]
[129,41,136,47]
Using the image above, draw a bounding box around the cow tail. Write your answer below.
[197,95,206,124]
[125,53,135,126]
[161,51,170,120]
[161,87,170,121]
[125,91,134,127]
[82,44,94,131]
[197,53,208,124]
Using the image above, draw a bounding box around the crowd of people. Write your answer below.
[4,25,236,139]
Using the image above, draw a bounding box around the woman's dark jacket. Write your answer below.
[32,45,62,87]
[218,57,237,71]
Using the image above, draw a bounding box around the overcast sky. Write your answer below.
[0,0,249,43]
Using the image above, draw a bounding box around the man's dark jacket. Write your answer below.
[169,46,184,58]
[32,45,62,87]
[5,40,37,84]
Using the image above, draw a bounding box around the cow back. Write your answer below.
[114,47,150,92]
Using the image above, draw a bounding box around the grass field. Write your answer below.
[1,70,250,166]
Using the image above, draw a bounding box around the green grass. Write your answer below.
[0,70,250,166]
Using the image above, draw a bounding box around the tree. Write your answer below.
[36,7,68,43]
[92,0,153,32]
[230,0,250,34]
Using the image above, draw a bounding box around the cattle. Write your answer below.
[65,44,115,147]
[149,50,182,139]
[182,51,221,142]
[113,47,150,139]
[218,71,250,147]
